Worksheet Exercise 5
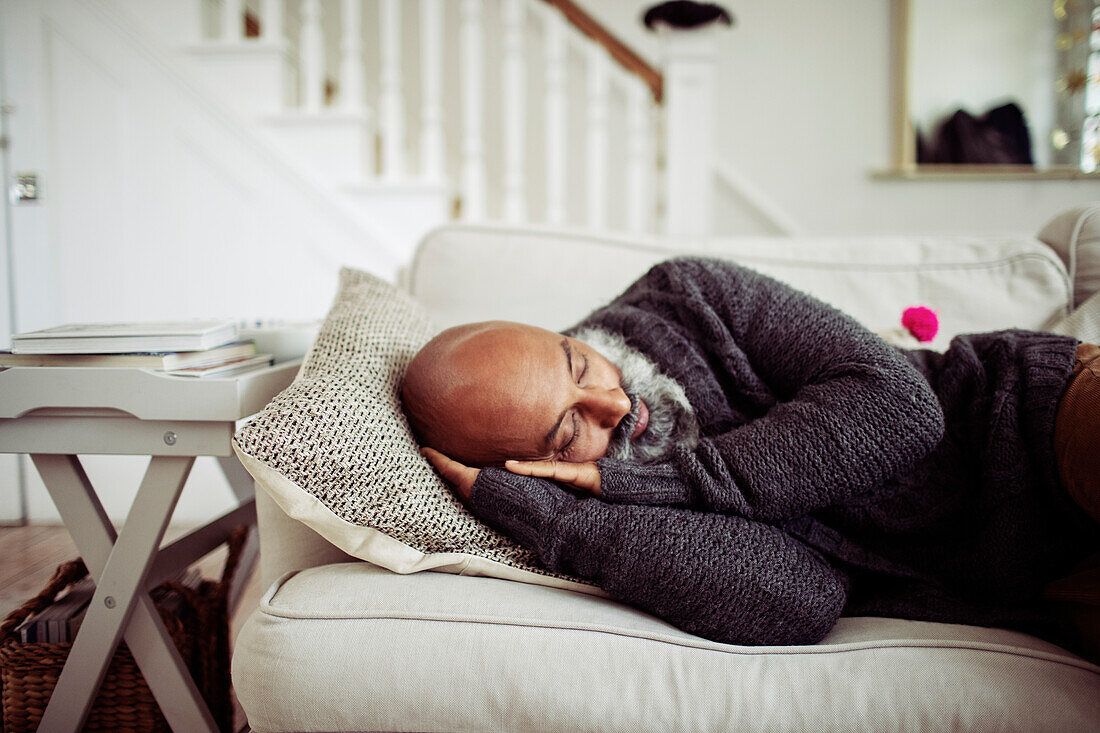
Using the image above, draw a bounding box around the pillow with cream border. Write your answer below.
[232,266,599,594]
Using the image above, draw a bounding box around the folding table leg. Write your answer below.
[217,454,256,503]
[31,454,219,733]
[217,455,261,609]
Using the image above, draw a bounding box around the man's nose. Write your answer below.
[582,386,631,428]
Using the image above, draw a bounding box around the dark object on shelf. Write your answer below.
[0,527,247,732]
[919,102,1034,165]
[643,1,735,30]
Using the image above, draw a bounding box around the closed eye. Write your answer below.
[558,413,580,460]
[550,341,587,460]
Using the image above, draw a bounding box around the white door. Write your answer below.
[0,130,21,522]
[0,0,41,523]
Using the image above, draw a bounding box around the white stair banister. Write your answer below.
[648,4,732,237]
[586,42,610,229]
[183,0,676,244]
[625,75,652,233]
[380,0,405,178]
[300,0,325,112]
[222,0,244,40]
[460,0,486,219]
[340,0,364,111]
[260,0,283,43]
[420,0,445,182]
[502,0,526,222]
[544,7,568,225]
[661,29,715,237]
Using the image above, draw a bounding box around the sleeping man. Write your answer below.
[400,257,1100,654]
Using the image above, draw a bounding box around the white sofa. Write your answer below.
[233,222,1100,732]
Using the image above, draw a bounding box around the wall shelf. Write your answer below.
[871,165,1100,181]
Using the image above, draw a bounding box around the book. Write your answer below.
[15,577,95,643]
[10,320,238,355]
[163,353,275,378]
[14,567,203,644]
[0,340,257,368]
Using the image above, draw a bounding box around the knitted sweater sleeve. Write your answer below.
[591,257,946,523]
[469,467,849,646]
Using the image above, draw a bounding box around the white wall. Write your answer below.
[585,0,1099,236]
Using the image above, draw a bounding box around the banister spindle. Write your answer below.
[340,0,364,111]
[502,0,526,222]
[222,0,244,40]
[260,0,283,42]
[586,43,610,229]
[544,9,567,225]
[380,0,405,178]
[420,0,445,181]
[460,0,486,219]
[625,76,653,233]
[300,0,325,111]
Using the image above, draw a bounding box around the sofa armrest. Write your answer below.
[256,487,356,590]
[1047,288,1100,344]
[1038,204,1100,308]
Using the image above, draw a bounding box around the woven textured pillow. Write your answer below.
[232,266,596,592]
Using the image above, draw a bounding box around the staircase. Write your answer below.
[114,0,729,261]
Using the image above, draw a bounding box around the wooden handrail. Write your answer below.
[541,0,663,103]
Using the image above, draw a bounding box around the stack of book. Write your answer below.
[14,568,202,643]
[1,320,275,378]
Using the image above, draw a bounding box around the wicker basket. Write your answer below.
[0,527,247,733]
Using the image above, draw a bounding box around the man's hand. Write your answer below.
[421,447,479,504]
[504,460,601,495]
[422,446,602,501]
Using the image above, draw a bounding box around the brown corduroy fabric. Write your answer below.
[1047,342,1100,662]
[1054,342,1100,525]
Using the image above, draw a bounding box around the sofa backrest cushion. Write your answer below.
[406,225,1072,353]
[233,267,597,593]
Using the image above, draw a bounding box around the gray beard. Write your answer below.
[570,327,700,464]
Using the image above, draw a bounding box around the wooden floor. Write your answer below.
[0,523,263,732]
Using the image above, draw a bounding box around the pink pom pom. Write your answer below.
[901,306,939,343]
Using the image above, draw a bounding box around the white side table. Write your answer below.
[0,361,300,733]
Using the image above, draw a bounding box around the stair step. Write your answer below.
[185,40,297,116]
[261,110,374,184]
[341,179,454,260]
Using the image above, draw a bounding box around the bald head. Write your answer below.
[400,320,635,467]
[401,321,519,463]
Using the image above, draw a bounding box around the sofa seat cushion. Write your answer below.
[232,562,1100,733]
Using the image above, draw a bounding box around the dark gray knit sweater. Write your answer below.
[468,257,1096,646]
